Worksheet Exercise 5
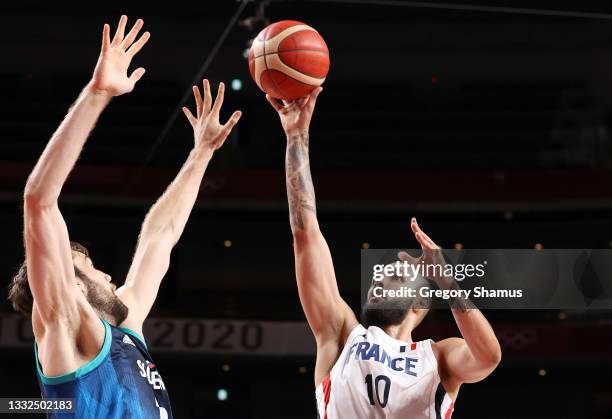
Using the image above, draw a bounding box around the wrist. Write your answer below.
[434,275,456,290]
[191,144,215,160]
[84,82,113,105]
[285,129,309,139]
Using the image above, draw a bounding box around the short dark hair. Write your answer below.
[8,242,90,317]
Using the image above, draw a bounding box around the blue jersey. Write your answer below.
[34,319,172,418]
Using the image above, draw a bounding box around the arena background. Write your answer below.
[1,0,612,417]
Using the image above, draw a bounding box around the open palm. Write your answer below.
[91,15,150,97]
[182,79,242,152]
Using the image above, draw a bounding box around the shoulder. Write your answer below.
[34,305,107,374]
[431,337,466,365]
[432,337,465,354]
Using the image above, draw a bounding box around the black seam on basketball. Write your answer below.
[263,44,286,98]
[259,24,322,98]
[262,27,283,96]
[258,52,328,80]
[253,49,329,59]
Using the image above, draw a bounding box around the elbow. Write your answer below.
[483,342,502,368]
[23,189,55,211]
[140,223,178,248]
[291,225,321,245]
[290,217,321,242]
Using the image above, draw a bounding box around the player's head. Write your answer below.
[8,242,128,325]
[361,263,431,330]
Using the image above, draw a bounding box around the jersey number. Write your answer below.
[365,374,391,408]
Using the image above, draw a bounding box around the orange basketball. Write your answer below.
[248,20,330,100]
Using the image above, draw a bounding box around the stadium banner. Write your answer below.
[361,249,612,309]
[0,314,315,355]
[2,313,612,358]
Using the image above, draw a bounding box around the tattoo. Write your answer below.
[285,133,316,230]
[444,280,476,312]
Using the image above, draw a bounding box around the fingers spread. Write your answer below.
[192,85,203,118]
[266,94,283,111]
[111,15,128,46]
[306,86,322,111]
[129,67,146,83]
[182,107,197,126]
[121,18,143,49]
[126,31,150,57]
[223,110,242,130]
[211,82,225,115]
[216,110,242,148]
[101,23,111,52]
[203,79,212,115]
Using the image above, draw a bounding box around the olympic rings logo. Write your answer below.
[497,329,538,350]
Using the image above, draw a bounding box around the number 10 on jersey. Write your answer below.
[365,374,391,408]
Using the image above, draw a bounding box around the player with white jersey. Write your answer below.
[266,88,502,419]
[316,326,454,419]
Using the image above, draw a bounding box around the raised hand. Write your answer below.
[398,218,448,283]
[266,87,322,136]
[182,79,242,152]
[90,15,151,98]
[410,217,440,252]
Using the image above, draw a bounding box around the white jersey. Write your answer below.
[316,325,455,419]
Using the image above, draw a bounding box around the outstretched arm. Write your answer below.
[25,16,149,325]
[267,89,358,386]
[401,219,501,391]
[117,80,241,332]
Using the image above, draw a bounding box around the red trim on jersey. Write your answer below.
[410,343,417,351]
[322,374,332,419]
[445,402,454,419]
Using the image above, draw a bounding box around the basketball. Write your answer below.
[248,20,330,100]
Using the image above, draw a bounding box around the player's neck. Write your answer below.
[382,321,414,343]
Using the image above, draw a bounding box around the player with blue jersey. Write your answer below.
[8,14,242,418]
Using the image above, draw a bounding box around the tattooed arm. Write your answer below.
[285,132,317,231]
[267,89,358,386]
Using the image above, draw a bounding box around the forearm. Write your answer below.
[25,84,110,205]
[140,146,213,243]
[436,277,501,364]
[451,308,501,365]
[285,132,319,235]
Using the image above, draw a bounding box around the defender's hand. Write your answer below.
[266,87,322,137]
[182,79,242,152]
[90,15,150,98]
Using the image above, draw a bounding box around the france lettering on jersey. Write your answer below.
[34,319,172,418]
[316,325,455,419]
